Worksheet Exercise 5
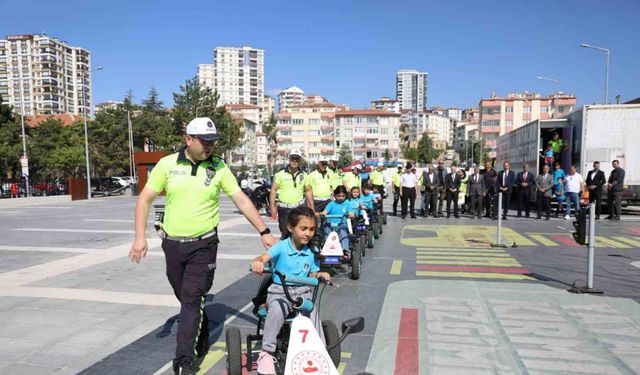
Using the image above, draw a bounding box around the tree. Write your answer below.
[337,144,353,168]
[460,139,489,167]
[0,94,14,125]
[28,119,86,179]
[383,148,392,162]
[90,107,132,177]
[401,144,418,163]
[142,87,164,114]
[262,112,278,175]
[172,77,242,159]
[417,133,436,164]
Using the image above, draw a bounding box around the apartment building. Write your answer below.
[198,46,264,108]
[334,110,401,160]
[479,91,576,157]
[444,107,462,121]
[370,97,401,113]
[401,110,454,146]
[262,94,275,123]
[277,86,305,111]
[396,69,428,111]
[0,34,93,116]
[453,121,479,151]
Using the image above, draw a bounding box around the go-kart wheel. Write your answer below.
[359,235,366,257]
[322,320,341,367]
[225,327,243,375]
[373,221,380,239]
[350,244,362,280]
[367,230,374,249]
[383,213,388,225]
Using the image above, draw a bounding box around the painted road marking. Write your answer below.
[614,236,640,247]
[196,350,225,374]
[416,271,532,280]
[595,236,631,249]
[390,260,403,275]
[625,227,640,236]
[394,308,419,375]
[401,224,536,248]
[417,252,512,258]
[550,234,581,247]
[416,265,528,273]
[417,259,522,266]
[417,247,506,253]
[417,255,514,261]
[528,234,559,246]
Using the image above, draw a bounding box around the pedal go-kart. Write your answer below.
[319,214,365,280]
[225,267,365,375]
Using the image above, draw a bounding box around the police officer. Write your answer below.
[369,161,386,212]
[392,163,403,216]
[128,117,278,375]
[270,149,311,239]
[343,163,363,191]
[304,157,333,213]
[327,156,343,190]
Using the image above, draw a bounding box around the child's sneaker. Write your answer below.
[565,215,571,220]
[257,351,277,375]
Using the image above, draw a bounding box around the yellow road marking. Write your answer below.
[614,236,640,247]
[417,252,510,258]
[416,259,522,267]
[416,247,506,253]
[196,350,225,375]
[341,352,352,359]
[338,362,346,374]
[528,234,558,246]
[596,237,631,249]
[416,271,532,279]
[417,255,514,261]
[390,260,403,275]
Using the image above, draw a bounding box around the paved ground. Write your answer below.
[1,195,639,374]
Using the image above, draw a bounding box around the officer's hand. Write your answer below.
[251,261,265,275]
[129,237,148,264]
[261,234,278,249]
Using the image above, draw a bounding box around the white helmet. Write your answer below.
[377,161,384,167]
[318,156,329,164]
[288,148,302,158]
[240,179,249,189]
[329,155,339,162]
[352,164,362,171]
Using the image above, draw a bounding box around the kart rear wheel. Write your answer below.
[350,244,362,280]
[383,213,388,225]
[373,221,380,239]
[359,235,367,257]
[367,230,374,249]
[322,320,341,367]
[225,327,243,375]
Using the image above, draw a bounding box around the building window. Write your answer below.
[523,107,532,113]
[506,107,513,113]
[505,120,513,127]
[541,106,548,113]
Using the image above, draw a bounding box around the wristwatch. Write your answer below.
[259,228,271,236]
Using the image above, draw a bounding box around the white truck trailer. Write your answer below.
[496,104,640,204]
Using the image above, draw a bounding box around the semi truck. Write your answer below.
[496,104,640,204]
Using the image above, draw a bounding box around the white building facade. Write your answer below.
[370,97,401,113]
[403,111,453,146]
[334,110,401,160]
[0,34,93,116]
[396,69,428,111]
[277,86,305,111]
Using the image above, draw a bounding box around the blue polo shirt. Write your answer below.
[324,200,349,225]
[346,198,362,215]
[360,192,376,210]
[268,238,320,285]
[553,169,566,186]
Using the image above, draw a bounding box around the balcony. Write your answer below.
[276,124,291,131]
[353,134,366,140]
[276,136,291,143]
[321,135,334,142]
[320,124,333,131]
[321,148,334,154]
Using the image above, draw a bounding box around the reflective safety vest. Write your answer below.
[304,170,333,200]
[370,170,384,186]
[343,173,362,191]
[274,168,306,204]
[328,168,343,190]
[392,173,402,188]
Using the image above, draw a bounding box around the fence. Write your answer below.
[0,179,68,198]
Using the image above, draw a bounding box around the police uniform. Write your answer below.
[328,167,343,190]
[146,147,241,369]
[342,172,362,191]
[369,168,385,212]
[392,170,402,215]
[304,169,333,212]
[273,167,306,239]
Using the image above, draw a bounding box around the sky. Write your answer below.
[2,0,639,109]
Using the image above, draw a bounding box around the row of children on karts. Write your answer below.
[316,183,381,258]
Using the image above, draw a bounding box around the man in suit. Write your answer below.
[482,161,498,218]
[606,159,625,221]
[586,161,606,220]
[435,160,447,216]
[468,166,485,219]
[536,164,554,220]
[516,164,535,218]
[497,161,516,220]
[445,165,462,218]
[419,165,440,217]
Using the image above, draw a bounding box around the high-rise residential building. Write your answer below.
[370,97,400,113]
[0,34,93,117]
[479,91,576,158]
[396,69,428,111]
[277,86,305,111]
[198,46,264,108]
[334,110,401,160]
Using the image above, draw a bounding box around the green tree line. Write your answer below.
[0,77,243,180]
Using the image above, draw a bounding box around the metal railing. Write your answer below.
[0,179,68,198]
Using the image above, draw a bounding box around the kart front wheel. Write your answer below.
[367,230,374,249]
[225,327,243,375]
[322,320,341,367]
[350,244,362,280]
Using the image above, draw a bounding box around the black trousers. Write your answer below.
[589,189,602,217]
[423,190,437,216]
[518,189,531,216]
[392,186,401,215]
[446,191,459,216]
[500,191,512,218]
[401,187,416,217]
[607,190,623,218]
[162,235,219,367]
[470,192,484,217]
[537,195,551,218]
[436,186,446,214]
[314,199,331,213]
[485,192,497,218]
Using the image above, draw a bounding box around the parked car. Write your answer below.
[91,177,127,197]
[111,176,131,188]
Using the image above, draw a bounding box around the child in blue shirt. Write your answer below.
[346,186,363,215]
[251,207,331,374]
[541,144,555,167]
[319,185,353,255]
[554,177,566,217]
[360,184,378,211]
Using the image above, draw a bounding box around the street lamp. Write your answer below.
[17,56,30,197]
[83,66,103,200]
[536,76,560,93]
[580,43,610,104]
